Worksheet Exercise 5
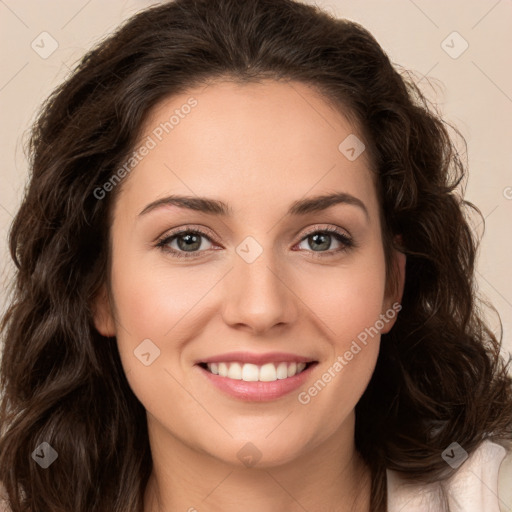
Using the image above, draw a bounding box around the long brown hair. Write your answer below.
[1,0,511,511]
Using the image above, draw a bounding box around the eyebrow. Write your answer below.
[138,192,369,219]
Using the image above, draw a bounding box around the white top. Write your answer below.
[388,440,512,511]
[1,440,510,511]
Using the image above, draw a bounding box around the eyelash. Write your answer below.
[155,225,354,260]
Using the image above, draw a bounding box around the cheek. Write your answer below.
[300,257,387,343]
[110,241,217,338]
[296,287,383,440]
[108,256,207,417]
[294,253,386,409]
[108,247,226,395]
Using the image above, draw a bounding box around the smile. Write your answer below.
[201,361,310,382]
[196,352,319,401]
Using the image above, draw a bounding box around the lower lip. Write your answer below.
[197,363,317,401]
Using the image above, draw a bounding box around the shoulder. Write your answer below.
[387,440,512,512]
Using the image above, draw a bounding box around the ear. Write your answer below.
[91,284,116,337]
[381,244,406,334]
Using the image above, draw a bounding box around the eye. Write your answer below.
[155,225,354,259]
[294,226,354,258]
[155,228,217,259]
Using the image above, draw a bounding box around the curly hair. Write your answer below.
[1,0,511,511]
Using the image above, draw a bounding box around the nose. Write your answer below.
[221,250,298,335]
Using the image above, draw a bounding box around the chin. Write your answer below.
[205,431,314,469]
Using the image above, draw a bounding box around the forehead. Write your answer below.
[116,79,378,221]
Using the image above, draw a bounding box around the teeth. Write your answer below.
[260,363,276,382]
[228,362,242,380]
[218,362,228,377]
[276,362,288,379]
[242,363,259,381]
[205,361,309,381]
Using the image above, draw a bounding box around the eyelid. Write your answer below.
[153,224,217,243]
[299,224,351,240]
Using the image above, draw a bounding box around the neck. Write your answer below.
[143,412,371,512]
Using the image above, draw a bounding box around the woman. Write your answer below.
[1,0,511,510]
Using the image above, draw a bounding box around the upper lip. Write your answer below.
[197,351,317,366]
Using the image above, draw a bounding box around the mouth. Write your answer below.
[198,360,316,382]
[195,352,319,401]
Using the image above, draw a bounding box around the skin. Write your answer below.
[93,79,405,512]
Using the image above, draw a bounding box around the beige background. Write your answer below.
[1,0,511,362]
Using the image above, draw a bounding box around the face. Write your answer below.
[94,79,405,468]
